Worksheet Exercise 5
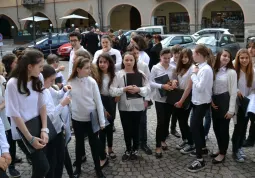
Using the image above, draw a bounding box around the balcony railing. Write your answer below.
[22,0,45,5]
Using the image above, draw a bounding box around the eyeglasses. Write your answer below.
[70,40,79,43]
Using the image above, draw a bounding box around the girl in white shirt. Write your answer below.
[110,52,150,161]
[150,48,177,158]
[68,57,106,178]
[174,48,195,154]
[232,49,255,162]
[211,50,237,164]
[93,35,122,66]
[96,53,117,159]
[131,35,150,65]
[41,65,72,178]
[5,49,50,178]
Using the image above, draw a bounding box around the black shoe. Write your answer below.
[187,159,205,172]
[100,158,109,169]
[130,150,139,160]
[155,152,162,159]
[73,155,87,167]
[212,157,225,164]
[243,140,254,147]
[190,148,210,157]
[73,169,81,178]
[108,151,117,160]
[122,151,131,162]
[96,170,106,178]
[13,156,22,164]
[8,167,21,178]
[210,152,219,158]
[171,130,181,138]
[162,145,168,151]
[26,156,32,165]
[141,144,153,155]
[112,126,116,132]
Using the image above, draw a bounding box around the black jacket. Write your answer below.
[119,35,127,53]
[83,32,99,55]
[149,43,162,70]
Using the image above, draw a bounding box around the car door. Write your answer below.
[169,36,183,46]
[182,36,194,47]
[219,35,236,59]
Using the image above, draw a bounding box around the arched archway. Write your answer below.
[151,2,190,34]
[61,9,96,32]
[0,14,18,38]
[108,4,141,31]
[201,0,244,41]
[23,12,53,34]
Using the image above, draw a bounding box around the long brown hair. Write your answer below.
[213,49,234,80]
[68,57,90,81]
[96,53,115,91]
[176,48,193,76]
[234,48,254,87]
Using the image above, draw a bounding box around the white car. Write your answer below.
[192,28,231,40]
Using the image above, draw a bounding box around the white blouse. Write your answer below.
[101,74,111,96]
[68,76,105,127]
[110,70,150,111]
[0,117,9,154]
[0,76,10,131]
[150,63,176,103]
[139,51,150,65]
[238,70,255,97]
[213,67,228,95]
[177,65,194,90]
[92,48,122,65]
[5,78,45,140]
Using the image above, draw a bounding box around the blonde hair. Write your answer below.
[0,62,6,75]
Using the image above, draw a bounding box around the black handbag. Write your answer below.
[16,116,57,154]
[166,89,191,110]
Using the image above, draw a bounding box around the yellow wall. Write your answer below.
[110,5,132,31]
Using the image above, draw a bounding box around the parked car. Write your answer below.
[161,34,196,48]
[124,30,153,43]
[186,34,240,59]
[28,33,69,57]
[137,25,168,35]
[192,28,231,40]
[57,43,72,60]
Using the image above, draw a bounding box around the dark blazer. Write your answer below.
[83,32,99,55]
[119,34,127,53]
[149,43,162,70]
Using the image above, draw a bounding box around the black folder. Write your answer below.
[237,96,250,113]
[55,76,63,84]
[154,74,170,97]
[110,55,116,64]
[124,73,143,100]
[212,92,230,118]
[16,116,57,154]
[166,89,191,109]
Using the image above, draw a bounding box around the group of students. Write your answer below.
[1,30,255,178]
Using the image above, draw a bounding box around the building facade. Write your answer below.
[0,0,255,42]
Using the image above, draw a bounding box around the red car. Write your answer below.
[57,43,72,59]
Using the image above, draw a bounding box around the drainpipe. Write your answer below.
[97,0,103,31]
[16,0,21,30]
[53,0,59,33]
[194,0,198,32]
[100,0,103,31]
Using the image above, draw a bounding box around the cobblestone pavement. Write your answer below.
[13,107,255,178]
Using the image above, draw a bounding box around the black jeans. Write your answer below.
[170,109,178,132]
[232,107,250,153]
[17,140,49,178]
[45,131,65,178]
[64,147,73,176]
[190,103,210,159]
[139,109,148,145]
[212,110,231,155]
[72,119,102,171]
[6,117,16,168]
[119,111,142,151]
[0,169,8,178]
[175,107,193,145]
[99,95,116,150]
[155,102,174,147]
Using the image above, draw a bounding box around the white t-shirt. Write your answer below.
[93,48,122,65]
[5,77,45,140]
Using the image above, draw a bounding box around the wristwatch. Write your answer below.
[41,128,49,134]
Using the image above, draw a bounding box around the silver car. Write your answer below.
[161,34,196,48]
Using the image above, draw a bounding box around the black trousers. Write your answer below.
[190,103,210,159]
[155,102,174,148]
[72,119,101,171]
[99,95,116,150]
[139,109,148,145]
[232,107,249,153]
[64,147,73,176]
[0,169,8,178]
[119,111,142,151]
[170,109,178,132]
[244,114,255,143]
[45,131,65,178]
[6,117,16,168]
[17,140,49,178]
[175,107,193,145]
[212,110,231,155]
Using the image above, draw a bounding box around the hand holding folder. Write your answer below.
[124,73,143,100]
[154,74,170,97]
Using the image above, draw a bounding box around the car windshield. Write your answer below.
[196,36,216,46]
[161,36,174,47]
